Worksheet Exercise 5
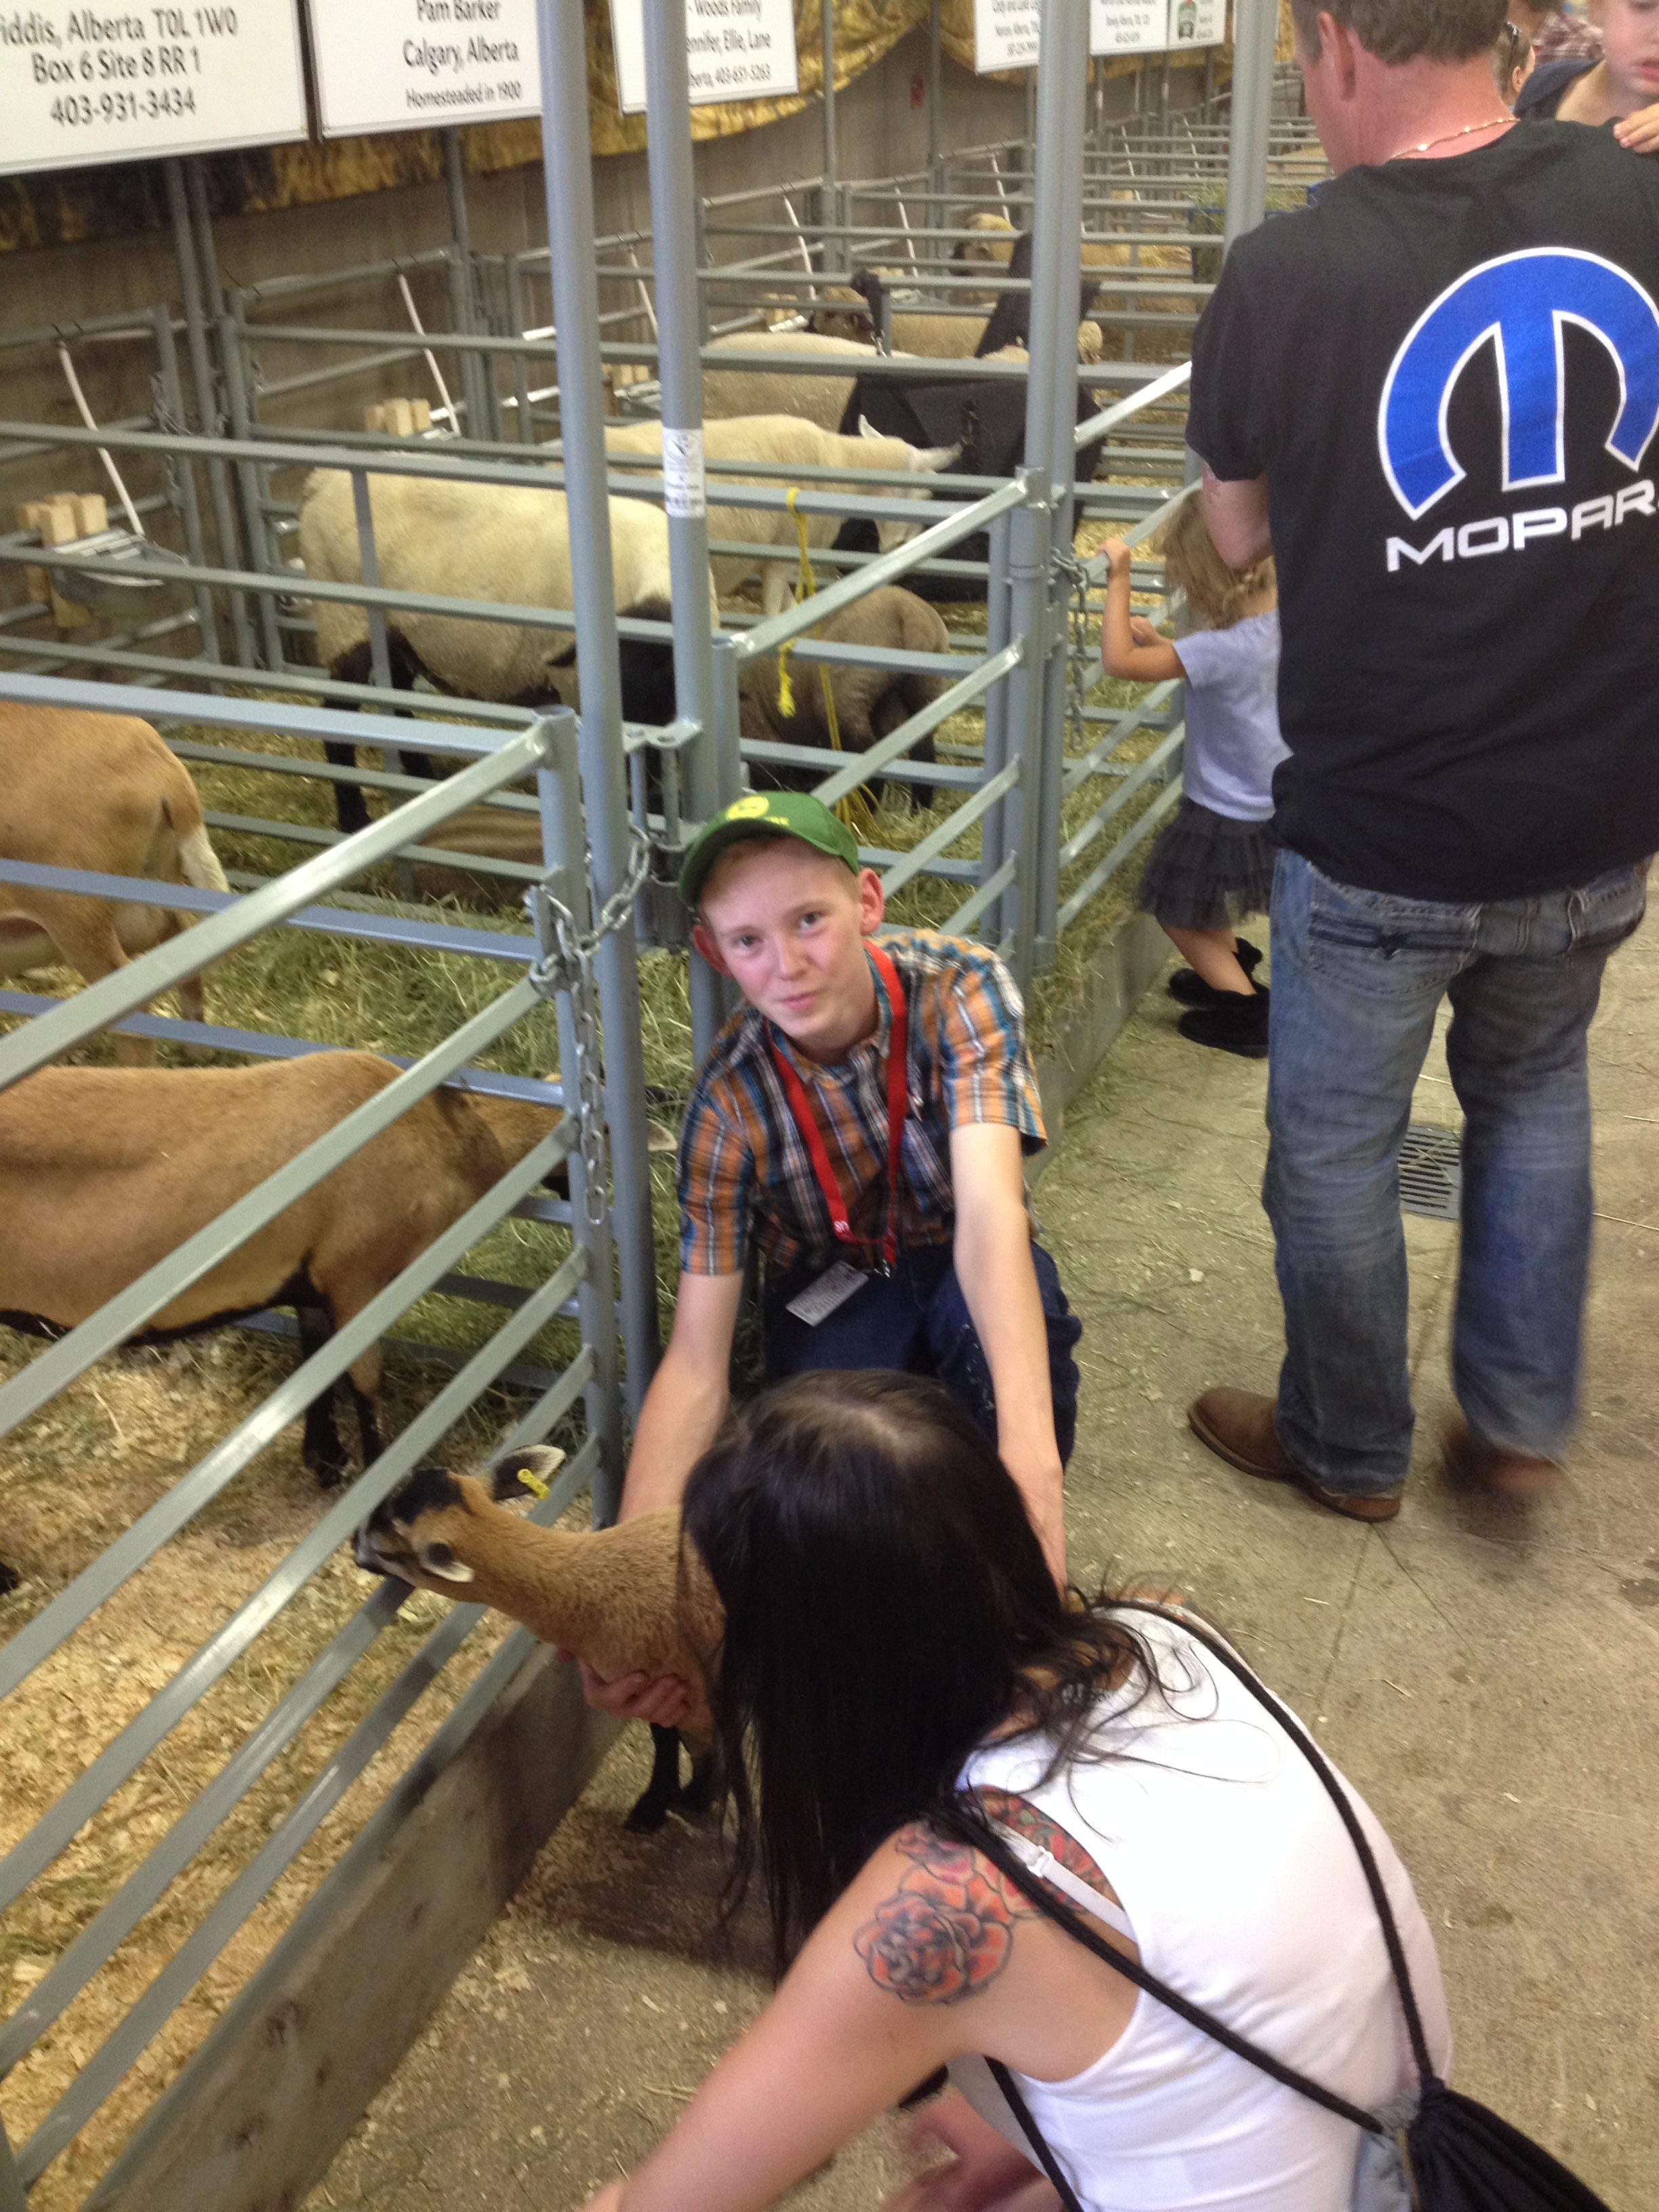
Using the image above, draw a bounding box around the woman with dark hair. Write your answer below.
[577,1372,1450,2212]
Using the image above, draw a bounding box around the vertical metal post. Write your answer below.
[504,254,537,444]
[535,712,625,1519]
[927,0,943,228]
[164,157,251,667]
[219,304,285,672]
[1224,0,1277,252]
[443,129,489,439]
[349,471,394,698]
[535,0,662,1410]
[644,0,728,1061]
[979,509,1013,941]
[819,0,838,271]
[1006,0,1086,977]
[184,157,226,316]
[150,302,222,664]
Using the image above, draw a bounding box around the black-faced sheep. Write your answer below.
[739,586,951,810]
[0,704,228,1064]
[354,1446,724,1832]
[835,336,1110,605]
[0,1051,569,1504]
[603,414,960,619]
[297,470,716,833]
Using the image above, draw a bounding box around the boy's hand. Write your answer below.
[1614,100,1659,154]
[559,1653,691,1729]
[1101,535,1131,581]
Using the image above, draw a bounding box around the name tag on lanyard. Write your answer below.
[771,941,910,1324]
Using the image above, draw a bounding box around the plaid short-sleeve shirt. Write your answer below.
[677,928,1046,1279]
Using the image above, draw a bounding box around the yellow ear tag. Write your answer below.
[516,1465,550,1502]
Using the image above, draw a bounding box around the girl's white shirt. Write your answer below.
[950,1613,1451,2212]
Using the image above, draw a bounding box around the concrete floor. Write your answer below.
[312,923,1659,2212]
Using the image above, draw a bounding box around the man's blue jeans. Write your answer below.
[763,1241,1082,1465]
[1266,849,1647,1497]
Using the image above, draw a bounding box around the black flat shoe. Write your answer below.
[1167,939,1263,1004]
[1177,987,1269,1059]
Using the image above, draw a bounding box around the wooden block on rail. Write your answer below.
[364,398,432,435]
[16,494,94,626]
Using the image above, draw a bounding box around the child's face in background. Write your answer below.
[1593,0,1659,110]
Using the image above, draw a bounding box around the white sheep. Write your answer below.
[700,330,901,433]
[297,469,718,830]
[354,1446,724,1832]
[603,413,960,618]
[0,703,228,1065]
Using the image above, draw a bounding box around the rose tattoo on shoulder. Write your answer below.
[852,1822,1034,2005]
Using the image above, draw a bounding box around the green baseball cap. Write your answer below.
[678,790,859,908]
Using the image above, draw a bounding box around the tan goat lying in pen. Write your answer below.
[355,1445,724,1832]
[0,1051,569,1520]
[0,703,228,1064]
[739,586,951,810]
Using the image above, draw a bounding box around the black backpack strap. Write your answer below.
[1107,1603,1439,2093]
[985,2058,1089,2212]
[949,1809,1382,2135]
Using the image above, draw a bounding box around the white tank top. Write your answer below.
[949,1613,1451,2212]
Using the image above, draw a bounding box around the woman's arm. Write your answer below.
[882,2091,1063,2212]
[1099,537,1184,682]
[581,1821,1136,2212]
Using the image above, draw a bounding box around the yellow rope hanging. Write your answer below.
[778,487,877,840]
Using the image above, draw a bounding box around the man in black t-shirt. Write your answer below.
[1183,0,1659,1517]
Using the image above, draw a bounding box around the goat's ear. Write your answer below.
[417,1540,476,1584]
[486,1444,567,1504]
[645,1115,678,1155]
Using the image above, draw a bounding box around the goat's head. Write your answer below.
[352,1447,566,1587]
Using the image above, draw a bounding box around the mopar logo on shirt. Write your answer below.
[1376,249,1659,571]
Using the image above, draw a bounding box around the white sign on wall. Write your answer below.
[609,0,798,116]
[1166,0,1226,47]
[1090,0,1170,56]
[973,0,1040,73]
[306,0,541,138]
[0,0,307,176]
[1097,0,1227,54]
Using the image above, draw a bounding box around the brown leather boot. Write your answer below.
[1188,1387,1404,1522]
[1441,1416,1561,1502]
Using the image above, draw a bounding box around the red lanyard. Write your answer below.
[768,940,909,1276]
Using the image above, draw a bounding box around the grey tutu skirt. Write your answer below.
[1136,798,1277,930]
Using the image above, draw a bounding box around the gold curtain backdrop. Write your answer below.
[0,0,1246,253]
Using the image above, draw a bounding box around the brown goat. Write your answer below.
[0,1051,565,1494]
[0,703,228,1064]
[356,1446,724,1831]
[740,586,951,811]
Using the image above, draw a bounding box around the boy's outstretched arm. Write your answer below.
[948,1121,1067,1586]
[620,1269,745,1520]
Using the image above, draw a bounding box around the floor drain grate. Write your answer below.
[1400,1124,1462,1221]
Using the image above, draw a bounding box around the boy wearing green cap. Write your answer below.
[617,791,1080,1591]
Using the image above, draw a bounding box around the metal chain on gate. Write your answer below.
[1052,546,1097,751]
[525,825,651,1235]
